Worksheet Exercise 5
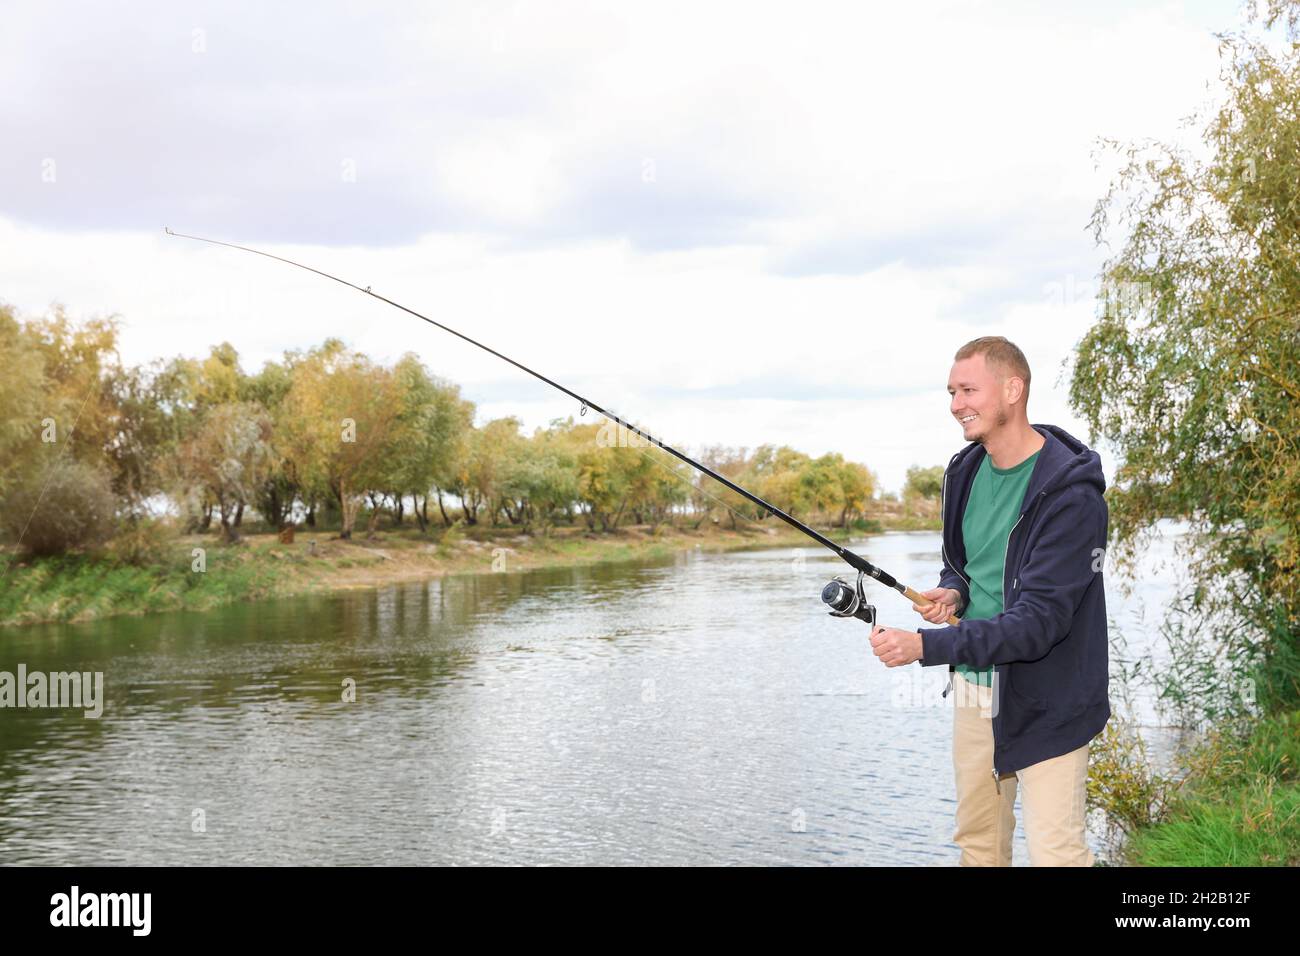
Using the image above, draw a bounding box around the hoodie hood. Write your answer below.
[946,423,1105,516]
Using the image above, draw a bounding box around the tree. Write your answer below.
[279,341,404,539]
[797,453,847,522]
[747,444,813,520]
[1071,3,1300,716]
[0,304,47,499]
[903,465,943,501]
[571,423,629,530]
[1,459,117,557]
[178,402,274,542]
[695,445,751,529]
[493,424,582,532]
[244,357,299,529]
[525,422,582,531]
[23,307,123,480]
[384,356,473,532]
[831,455,875,527]
[429,387,475,528]
[454,417,524,526]
[616,444,691,530]
[104,362,177,510]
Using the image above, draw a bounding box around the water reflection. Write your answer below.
[0,526,1187,865]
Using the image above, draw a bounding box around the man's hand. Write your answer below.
[912,587,961,624]
[870,625,923,667]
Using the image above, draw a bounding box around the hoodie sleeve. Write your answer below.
[918,484,1105,667]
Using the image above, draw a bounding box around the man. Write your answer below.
[868,336,1110,866]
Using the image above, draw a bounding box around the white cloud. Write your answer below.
[0,0,1240,491]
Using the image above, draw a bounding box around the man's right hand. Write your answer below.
[912,587,961,624]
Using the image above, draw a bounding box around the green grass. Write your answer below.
[1123,778,1300,866]
[0,549,294,627]
[1120,710,1300,866]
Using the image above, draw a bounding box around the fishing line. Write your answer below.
[165,227,960,625]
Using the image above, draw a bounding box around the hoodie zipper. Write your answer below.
[939,458,972,595]
[939,457,969,700]
[991,511,1026,794]
[991,490,1046,789]
[944,449,1014,787]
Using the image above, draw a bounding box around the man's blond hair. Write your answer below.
[955,336,1031,401]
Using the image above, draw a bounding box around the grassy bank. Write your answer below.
[1106,710,1300,866]
[0,514,937,629]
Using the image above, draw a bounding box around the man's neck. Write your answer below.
[982,422,1045,470]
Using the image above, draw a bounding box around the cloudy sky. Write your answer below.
[1,0,1243,492]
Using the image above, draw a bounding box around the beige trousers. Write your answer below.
[951,672,1094,866]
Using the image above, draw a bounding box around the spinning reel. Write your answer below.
[820,571,877,627]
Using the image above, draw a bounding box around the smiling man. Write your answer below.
[868,336,1111,866]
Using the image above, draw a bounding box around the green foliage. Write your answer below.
[104,517,177,568]
[0,546,287,627]
[1088,714,1181,844]
[903,465,943,500]
[0,305,884,556]
[1113,709,1300,866]
[279,341,405,538]
[0,459,117,558]
[0,304,47,497]
[177,400,275,542]
[496,420,581,531]
[1072,8,1300,716]
[384,355,473,530]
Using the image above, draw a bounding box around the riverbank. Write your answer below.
[1110,709,1300,866]
[0,516,936,629]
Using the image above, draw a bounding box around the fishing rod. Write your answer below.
[164,227,961,628]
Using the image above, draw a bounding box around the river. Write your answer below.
[0,524,1192,865]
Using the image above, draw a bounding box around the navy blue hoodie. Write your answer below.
[918,423,1111,777]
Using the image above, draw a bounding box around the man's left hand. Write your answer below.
[870,625,923,667]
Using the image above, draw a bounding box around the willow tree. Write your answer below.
[385,356,475,531]
[178,401,274,543]
[616,443,691,530]
[280,341,404,539]
[450,416,524,526]
[1070,2,1300,718]
[0,304,46,498]
[747,445,813,521]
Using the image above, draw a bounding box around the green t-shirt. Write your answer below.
[956,449,1040,687]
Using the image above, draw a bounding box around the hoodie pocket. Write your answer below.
[1000,683,1049,739]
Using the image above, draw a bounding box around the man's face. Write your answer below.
[947,354,1009,444]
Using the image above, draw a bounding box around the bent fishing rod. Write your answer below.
[164,227,961,628]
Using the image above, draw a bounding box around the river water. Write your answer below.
[0,525,1191,865]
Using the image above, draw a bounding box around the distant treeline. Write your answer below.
[0,303,942,556]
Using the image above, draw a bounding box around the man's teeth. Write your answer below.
[960,415,977,423]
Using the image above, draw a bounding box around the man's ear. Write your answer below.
[1004,376,1026,406]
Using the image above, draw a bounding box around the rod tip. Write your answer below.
[164,226,174,235]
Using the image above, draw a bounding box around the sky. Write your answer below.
[0,0,1247,493]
